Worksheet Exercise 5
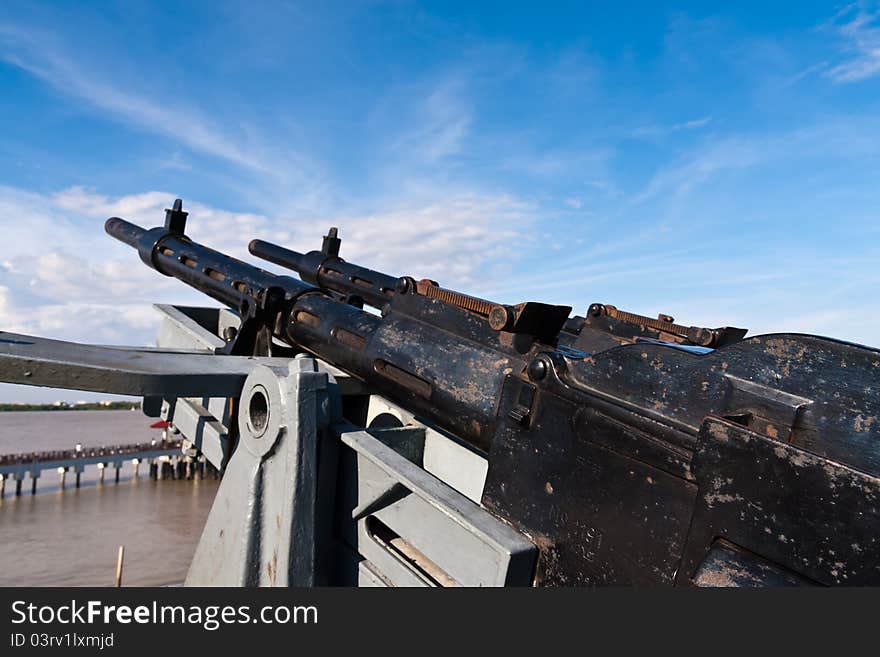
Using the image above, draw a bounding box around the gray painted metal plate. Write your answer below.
[341,429,536,586]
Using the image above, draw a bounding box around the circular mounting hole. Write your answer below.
[248,388,269,437]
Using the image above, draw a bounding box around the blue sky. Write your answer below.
[1,1,879,402]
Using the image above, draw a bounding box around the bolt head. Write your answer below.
[489,305,512,331]
[528,358,548,381]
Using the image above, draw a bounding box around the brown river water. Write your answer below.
[0,410,220,586]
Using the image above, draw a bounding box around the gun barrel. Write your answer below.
[104,216,312,312]
[105,217,147,248]
[249,238,398,309]
[247,240,307,276]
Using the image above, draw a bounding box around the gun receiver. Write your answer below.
[106,200,880,586]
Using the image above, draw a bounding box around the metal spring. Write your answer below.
[605,306,690,337]
[416,281,495,316]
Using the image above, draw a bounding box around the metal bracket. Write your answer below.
[185,357,340,586]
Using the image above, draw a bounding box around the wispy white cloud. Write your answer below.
[825,3,880,82]
[0,25,265,172]
[631,116,713,138]
[386,78,472,165]
[273,194,532,288]
[543,46,598,98]
[629,136,761,206]
[629,114,880,208]
[0,186,184,346]
[52,187,271,261]
[53,187,172,221]
[0,23,327,208]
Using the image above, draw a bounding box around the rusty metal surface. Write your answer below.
[478,332,880,585]
[562,303,748,350]
[691,541,813,587]
[679,417,880,585]
[560,334,880,477]
[483,376,698,585]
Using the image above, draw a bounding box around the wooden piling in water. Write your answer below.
[115,545,125,587]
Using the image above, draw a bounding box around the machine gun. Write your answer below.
[3,199,878,586]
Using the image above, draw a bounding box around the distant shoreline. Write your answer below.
[0,402,139,413]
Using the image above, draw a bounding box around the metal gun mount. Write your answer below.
[0,305,535,586]
[3,198,879,587]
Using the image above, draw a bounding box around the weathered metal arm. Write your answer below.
[0,331,291,397]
